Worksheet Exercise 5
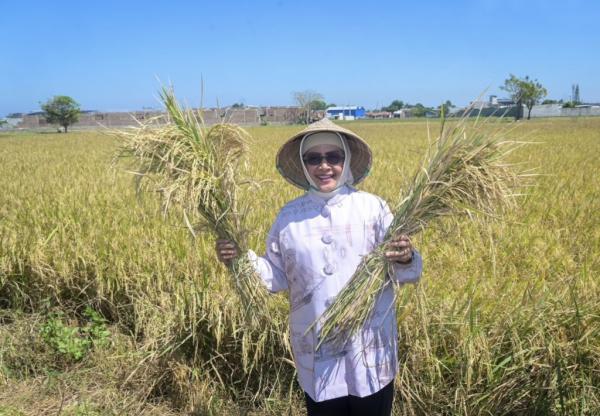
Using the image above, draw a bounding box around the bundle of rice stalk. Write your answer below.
[114,87,269,322]
[314,110,529,349]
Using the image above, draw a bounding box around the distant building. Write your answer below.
[393,109,412,118]
[495,98,515,107]
[3,113,23,128]
[393,107,439,118]
[366,111,392,119]
[471,95,515,109]
[325,106,366,120]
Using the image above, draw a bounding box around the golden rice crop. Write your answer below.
[1,117,599,414]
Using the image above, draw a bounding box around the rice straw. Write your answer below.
[313,109,528,349]
[114,87,269,323]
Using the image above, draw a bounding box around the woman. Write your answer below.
[217,118,423,416]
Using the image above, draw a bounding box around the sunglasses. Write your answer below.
[302,151,345,166]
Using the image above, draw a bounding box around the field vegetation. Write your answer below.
[1,117,599,415]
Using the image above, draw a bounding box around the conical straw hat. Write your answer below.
[276,118,372,190]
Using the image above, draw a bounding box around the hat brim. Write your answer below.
[276,118,372,190]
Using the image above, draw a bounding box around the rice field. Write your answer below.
[1,117,599,415]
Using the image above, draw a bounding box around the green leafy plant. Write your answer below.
[40,307,110,361]
[82,306,111,348]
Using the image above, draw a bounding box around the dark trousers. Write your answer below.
[304,381,394,416]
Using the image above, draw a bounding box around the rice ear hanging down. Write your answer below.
[114,87,269,322]
[312,110,529,349]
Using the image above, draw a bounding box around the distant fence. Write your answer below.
[457,107,520,118]
[455,104,600,119]
[15,107,303,130]
[528,104,600,118]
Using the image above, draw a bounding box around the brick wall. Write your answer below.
[18,106,304,129]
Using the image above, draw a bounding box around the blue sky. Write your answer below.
[1,0,598,115]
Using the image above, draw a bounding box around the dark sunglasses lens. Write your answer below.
[304,155,323,166]
[325,154,343,165]
[304,152,344,166]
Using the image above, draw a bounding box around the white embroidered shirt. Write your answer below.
[248,186,422,402]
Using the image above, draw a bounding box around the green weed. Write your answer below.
[40,307,110,362]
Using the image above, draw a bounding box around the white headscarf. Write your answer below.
[299,131,354,199]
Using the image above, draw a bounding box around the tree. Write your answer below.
[412,103,433,117]
[309,99,328,111]
[382,99,404,112]
[0,119,7,128]
[293,90,324,124]
[520,78,547,120]
[572,84,581,105]
[501,74,547,120]
[231,102,245,109]
[438,100,454,117]
[501,75,524,120]
[41,95,80,132]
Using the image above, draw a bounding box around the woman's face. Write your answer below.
[303,144,345,193]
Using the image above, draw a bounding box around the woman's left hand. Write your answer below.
[384,234,413,264]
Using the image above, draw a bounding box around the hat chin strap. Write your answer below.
[299,132,354,200]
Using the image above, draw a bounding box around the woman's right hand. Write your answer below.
[216,239,239,265]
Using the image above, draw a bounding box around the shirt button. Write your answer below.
[321,234,333,244]
[321,206,330,217]
[323,264,336,275]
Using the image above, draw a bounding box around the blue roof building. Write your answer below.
[325,106,366,120]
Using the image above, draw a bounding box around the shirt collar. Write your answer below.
[306,184,354,206]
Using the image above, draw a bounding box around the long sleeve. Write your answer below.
[375,198,423,284]
[247,220,289,293]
